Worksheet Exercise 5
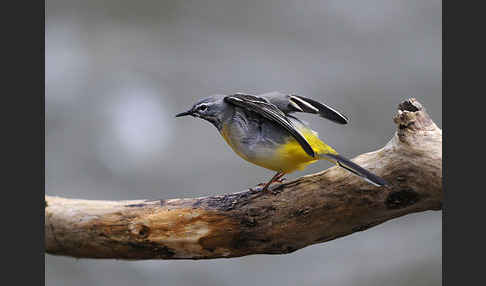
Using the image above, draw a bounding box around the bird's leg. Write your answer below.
[274,172,286,183]
[275,173,287,183]
[261,171,285,192]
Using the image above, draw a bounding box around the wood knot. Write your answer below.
[130,223,150,238]
[386,189,420,209]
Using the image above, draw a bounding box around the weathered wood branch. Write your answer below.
[45,98,442,260]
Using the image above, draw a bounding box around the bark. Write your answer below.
[45,98,442,260]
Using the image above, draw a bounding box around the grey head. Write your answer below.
[175,94,230,129]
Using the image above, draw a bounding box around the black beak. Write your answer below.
[175,110,193,118]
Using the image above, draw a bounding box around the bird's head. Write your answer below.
[175,94,228,129]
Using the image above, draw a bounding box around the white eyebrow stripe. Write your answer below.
[290,96,319,112]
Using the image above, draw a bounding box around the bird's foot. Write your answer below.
[255,178,286,188]
[254,181,278,191]
[250,182,283,194]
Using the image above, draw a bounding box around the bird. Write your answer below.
[175,91,388,191]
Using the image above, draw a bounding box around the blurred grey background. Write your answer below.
[46,0,442,285]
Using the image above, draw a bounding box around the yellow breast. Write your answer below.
[272,129,337,173]
[220,124,337,173]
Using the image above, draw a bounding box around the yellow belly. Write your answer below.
[221,126,338,173]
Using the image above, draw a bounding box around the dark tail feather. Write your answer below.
[324,153,388,187]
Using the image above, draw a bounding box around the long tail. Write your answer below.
[322,153,388,187]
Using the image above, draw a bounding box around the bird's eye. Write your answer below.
[198,104,208,111]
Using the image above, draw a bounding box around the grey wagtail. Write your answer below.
[176,91,388,191]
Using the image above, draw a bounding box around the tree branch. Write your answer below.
[45,98,442,260]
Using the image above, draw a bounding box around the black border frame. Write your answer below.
[4,0,45,285]
[9,0,474,284]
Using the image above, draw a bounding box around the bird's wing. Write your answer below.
[224,93,316,158]
[260,91,349,125]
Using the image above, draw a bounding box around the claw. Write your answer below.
[252,172,287,192]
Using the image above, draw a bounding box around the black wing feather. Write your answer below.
[224,94,316,158]
[291,95,349,124]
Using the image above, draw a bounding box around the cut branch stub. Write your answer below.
[45,98,442,260]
